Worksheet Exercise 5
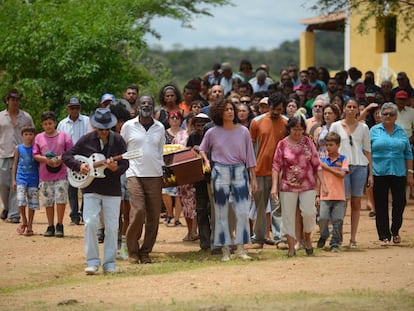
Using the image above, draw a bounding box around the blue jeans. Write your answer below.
[212,163,250,247]
[319,200,346,247]
[83,193,120,270]
[345,165,367,198]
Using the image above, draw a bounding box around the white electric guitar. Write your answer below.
[68,149,142,189]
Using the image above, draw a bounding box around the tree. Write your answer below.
[0,0,230,125]
[310,0,414,40]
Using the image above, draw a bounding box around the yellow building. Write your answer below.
[300,8,414,85]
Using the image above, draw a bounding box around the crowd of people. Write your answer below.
[1,60,413,274]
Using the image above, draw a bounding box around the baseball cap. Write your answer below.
[395,90,409,99]
[100,93,115,104]
[67,96,80,106]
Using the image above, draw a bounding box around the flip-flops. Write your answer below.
[16,224,27,235]
[24,230,34,237]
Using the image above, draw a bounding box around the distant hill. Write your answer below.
[148,30,344,86]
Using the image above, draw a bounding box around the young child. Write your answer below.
[12,126,39,236]
[33,111,73,237]
[317,132,349,252]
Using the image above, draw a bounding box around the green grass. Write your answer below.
[1,248,413,311]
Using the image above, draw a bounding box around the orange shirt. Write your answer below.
[250,113,286,176]
[178,102,191,113]
[320,154,349,201]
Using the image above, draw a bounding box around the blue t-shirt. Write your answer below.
[16,144,39,187]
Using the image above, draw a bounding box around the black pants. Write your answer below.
[195,180,211,249]
[373,175,406,241]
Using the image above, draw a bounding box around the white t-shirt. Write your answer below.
[330,120,371,166]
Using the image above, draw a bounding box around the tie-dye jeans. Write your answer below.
[212,163,251,247]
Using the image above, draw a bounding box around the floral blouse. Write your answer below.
[272,135,321,192]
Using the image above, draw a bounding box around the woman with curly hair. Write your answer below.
[200,98,257,261]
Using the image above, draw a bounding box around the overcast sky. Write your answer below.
[144,0,318,50]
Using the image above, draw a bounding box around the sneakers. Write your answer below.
[0,209,8,220]
[317,237,326,249]
[43,225,55,237]
[174,220,182,226]
[55,223,64,238]
[6,217,20,223]
[235,245,252,260]
[103,267,117,274]
[330,246,340,252]
[85,266,99,275]
[221,246,231,262]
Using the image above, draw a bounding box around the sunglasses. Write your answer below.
[382,113,396,117]
[69,106,81,110]
[349,135,353,146]
[97,128,110,132]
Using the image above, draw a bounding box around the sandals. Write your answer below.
[16,223,27,235]
[24,230,34,237]
[381,238,390,246]
[392,235,401,244]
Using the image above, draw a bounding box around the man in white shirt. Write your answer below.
[120,95,165,264]
[395,90,414,142]
[57,96,89,225]
[220,62,242,96]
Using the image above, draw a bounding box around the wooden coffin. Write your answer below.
[162,148,204,187]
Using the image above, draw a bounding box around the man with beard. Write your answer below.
[120,95,165,264]
[249,93,287,247]
[123,84,139,117]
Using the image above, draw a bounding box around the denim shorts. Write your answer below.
[344,165,368,198]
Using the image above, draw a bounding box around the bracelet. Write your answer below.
[408,169,414,174]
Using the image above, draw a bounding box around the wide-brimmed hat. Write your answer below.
[89,108,117,129]
[192,113,211,123]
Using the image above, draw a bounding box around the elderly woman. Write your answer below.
[200,98,257,261]
[271,115,328,257]
[370,102,413,245]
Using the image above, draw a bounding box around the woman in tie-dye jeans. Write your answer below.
[200,98,257,262]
